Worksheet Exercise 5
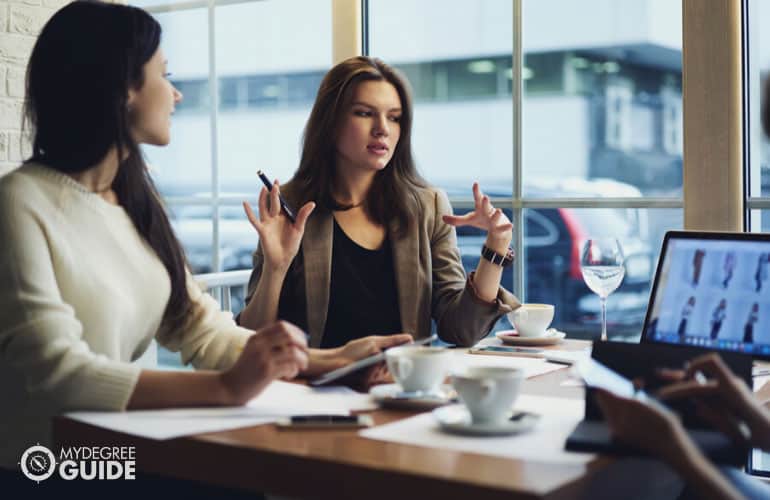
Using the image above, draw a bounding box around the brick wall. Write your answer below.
[0,0,125,177]
[0,0,71,176]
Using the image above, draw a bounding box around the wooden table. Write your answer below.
[52,340,682,499]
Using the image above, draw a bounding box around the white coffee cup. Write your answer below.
[385,346,451,393]
[507,303,555,337]
[451,367,524,424]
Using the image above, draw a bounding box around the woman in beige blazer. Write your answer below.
[238,57,520,348]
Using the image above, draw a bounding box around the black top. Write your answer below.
[321,219,402,348]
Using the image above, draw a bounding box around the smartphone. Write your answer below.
[573,358,661,407]
[468,345,545,358]
[275,414,374,429]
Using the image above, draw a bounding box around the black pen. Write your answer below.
[257,170,296,223]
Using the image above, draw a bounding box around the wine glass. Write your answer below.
[580,238,625,341]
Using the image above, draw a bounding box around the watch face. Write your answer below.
[20,445,57,482]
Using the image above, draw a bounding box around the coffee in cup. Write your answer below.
[385,345,451,393]
[451,366,523,424]
[507,303,555,337]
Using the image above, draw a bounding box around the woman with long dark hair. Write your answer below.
[0,1,408,472]
[238,56,520,348]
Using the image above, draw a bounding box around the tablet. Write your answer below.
[309,334,437,387]
[574,357,656,405]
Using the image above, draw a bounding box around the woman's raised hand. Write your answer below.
[243,181,315,273]
[441,182,513,251]
[219,320,309,405]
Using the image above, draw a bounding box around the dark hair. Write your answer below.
[25,0,190,327]
[286,56,427,236]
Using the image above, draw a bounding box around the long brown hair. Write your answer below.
[286,56,427,236]
[25,1,191,328]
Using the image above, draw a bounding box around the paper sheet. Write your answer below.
[450,350,567,379]
[65,381,376,440]
[360,394,595,465]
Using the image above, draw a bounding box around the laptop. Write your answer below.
[639,230,770,475]
[640,230,770,360]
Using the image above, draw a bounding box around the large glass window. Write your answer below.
[138,1,332,276]
[522,0,683,198]
[368,0,514,197]
[368,0,683,338]
[135,0,685,347]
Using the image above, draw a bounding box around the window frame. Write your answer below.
[140,0,743,302]
[360,0,684,298]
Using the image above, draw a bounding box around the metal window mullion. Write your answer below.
[446,198,682,210]
[513,0,524,300]
[145,0,269,14]
[744,0,761,232]
[746,199,770,209]
[207,0,221,273]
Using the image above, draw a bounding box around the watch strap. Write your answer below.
[481,244,514,267]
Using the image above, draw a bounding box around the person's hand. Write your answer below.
[337,362,394,393]
[219,321,309,405]
[336,333,414,364]
[756,380,770,410]
[319,334,413,392]
[597,388,746,500]
[441,182,513,253]
[243,181,315,273]
[594,389,690,462]
[655,354,770,449]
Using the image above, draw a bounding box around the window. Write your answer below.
[368,0,684,337]
[134,0,694,355]
[136,0,332,276]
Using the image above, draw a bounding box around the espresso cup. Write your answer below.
[385,345,451,393]
[451,366,524,424]
[507,303,555,337]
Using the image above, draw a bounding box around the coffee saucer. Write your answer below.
[433,405,540,436]
[370,384,457,411]
[496,328,566,346]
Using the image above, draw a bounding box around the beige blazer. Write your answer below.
[243,187,520,347]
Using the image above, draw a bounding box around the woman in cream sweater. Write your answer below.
[0,0,408,473]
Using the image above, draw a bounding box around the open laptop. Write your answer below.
[639,230,770,475]
[640,230,770,360]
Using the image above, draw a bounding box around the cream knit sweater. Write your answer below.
[0,163,253,468]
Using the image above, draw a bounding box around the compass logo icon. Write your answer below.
[20,444,57,482]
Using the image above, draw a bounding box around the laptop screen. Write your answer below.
[642,231,770,359]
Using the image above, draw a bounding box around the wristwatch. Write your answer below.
[481,244,515,267]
